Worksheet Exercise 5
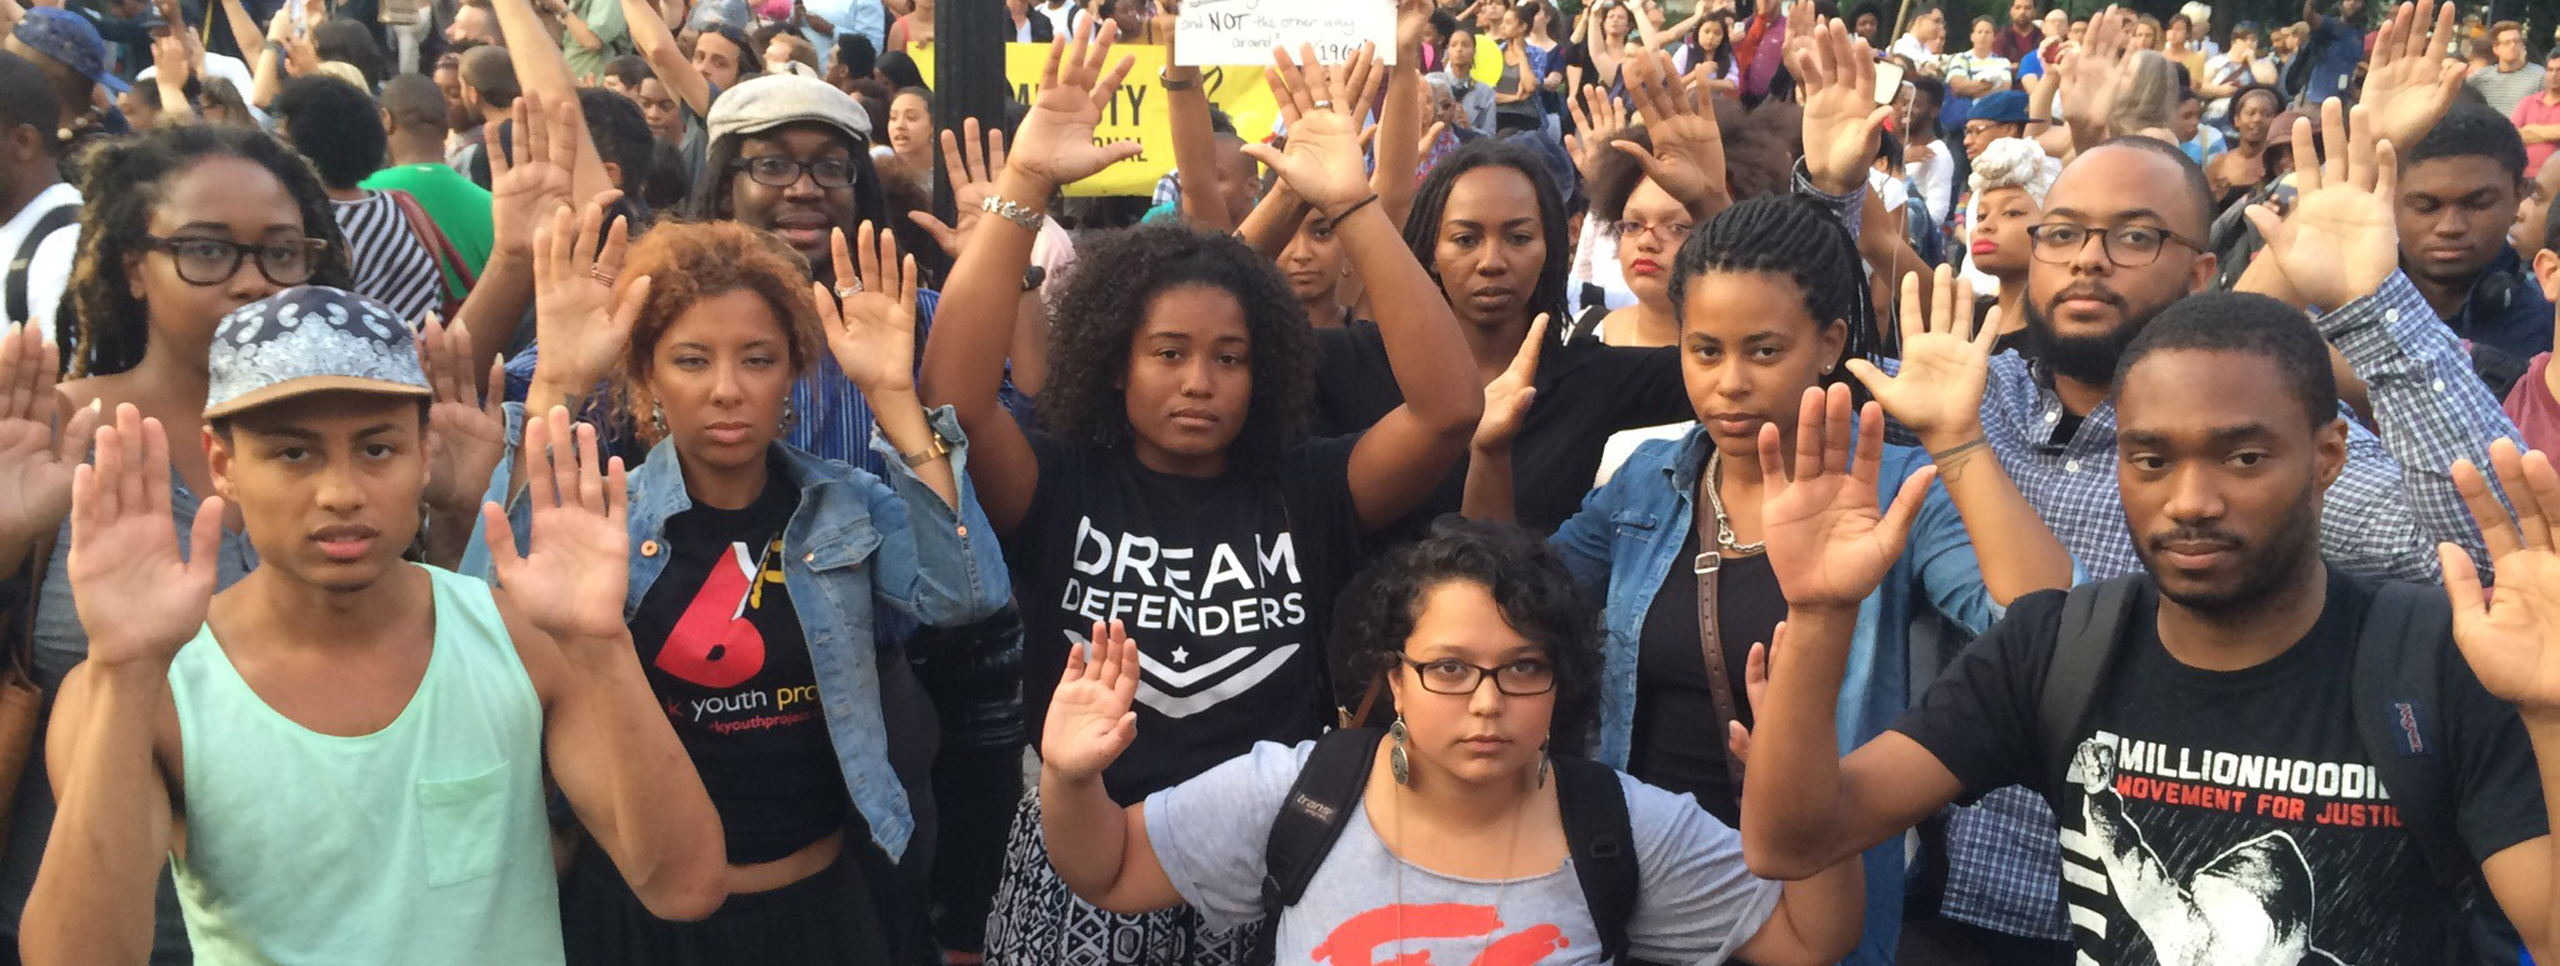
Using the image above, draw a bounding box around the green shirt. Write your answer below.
[361,163,494,297]
[561,0,631,82]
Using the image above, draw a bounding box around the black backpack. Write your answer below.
[2035,575,2524,965]
[1249,727,1640,964]
[6,203,73,326]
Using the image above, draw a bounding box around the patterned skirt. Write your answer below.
[982,787,1261,966]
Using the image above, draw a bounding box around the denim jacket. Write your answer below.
[1549,425,2012,966]
[468,404,1009,861]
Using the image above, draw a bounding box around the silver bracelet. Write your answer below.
[980,195,1044,232]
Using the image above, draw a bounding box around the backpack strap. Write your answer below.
[1259,728,1385,914]
[1552,756,1639,963]
[2039,574,2144,789]
[2348,581,2467,887]
[7,204,76,325]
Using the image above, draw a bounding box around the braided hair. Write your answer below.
[1667,195,1878,377]
[61,126,350,378]
[1402,139,1573,330]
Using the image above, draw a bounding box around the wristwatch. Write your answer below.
[900,428,953,468]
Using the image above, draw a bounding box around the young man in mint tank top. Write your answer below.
[20,287,728,965]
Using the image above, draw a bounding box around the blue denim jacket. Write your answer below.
[468,404,1008,861]
[1549,425,2010,966]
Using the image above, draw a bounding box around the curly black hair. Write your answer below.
[61,125,352,377]
[1404,138,1572,327]
[273,76,385,190]
[1337,518,1604,751]
[1038,223,1315,474]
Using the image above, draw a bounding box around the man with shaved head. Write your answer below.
[363,73,494,280]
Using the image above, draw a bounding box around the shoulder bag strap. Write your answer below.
[1693,492,1748,790]
[7,204,76,325]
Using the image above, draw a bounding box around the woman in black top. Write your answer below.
[923,30,1482,964]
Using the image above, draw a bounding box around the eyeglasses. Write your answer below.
[2024,222,2203,267]
[1403,657,1557,696]
[732,155,859,189]
[1609,219,1695,244]
[138,235,329,287]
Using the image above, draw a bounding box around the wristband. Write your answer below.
[1158,67,1199,91]
[1326,193,1381,223]
[900,428,952,468]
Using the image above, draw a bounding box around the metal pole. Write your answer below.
[935,0,1011,224]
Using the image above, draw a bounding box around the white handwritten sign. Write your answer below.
[1175,0,1397,67]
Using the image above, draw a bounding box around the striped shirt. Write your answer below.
[332,191,445,326]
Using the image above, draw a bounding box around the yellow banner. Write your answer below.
[910,43,1281,198]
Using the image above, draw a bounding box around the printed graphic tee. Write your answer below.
[629,468,849,864]
[1009,433,1365,803]
[1893,572,2549,965]
[1144,741,1782,964]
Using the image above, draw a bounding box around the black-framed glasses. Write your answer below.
[138,235,329,287]
[2024,222,2203,268]
[1403,657,1557,696]
[731,155,859,189]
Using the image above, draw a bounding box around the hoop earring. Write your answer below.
[1389,714,1411,786]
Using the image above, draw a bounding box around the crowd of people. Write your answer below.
[0,0,2550,962]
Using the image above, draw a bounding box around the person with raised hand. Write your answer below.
[0,324,97,585]
[1033,522,1866,964]
[2355,0,2463,159]
[936,27,1479,963]
[1509,196,2066,964]
[500,209,1006,961]
[2054,6,2134,155]
[1567,45,1728,352]
[25,290,727,966]
[415,313,508,570]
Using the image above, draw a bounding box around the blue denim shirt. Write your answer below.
[1549,425,2013,966]
[469,404,1008,861]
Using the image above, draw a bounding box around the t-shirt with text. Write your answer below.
[1892,572,2548,965]
[628,468,849,864]
[1008,432,1364,803]
[1144,740,1782,964]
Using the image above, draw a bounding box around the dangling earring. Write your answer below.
[1389,714,1411,786]
[1537,735,1552,788]
[649,401,668,436]
[780,403,798,432]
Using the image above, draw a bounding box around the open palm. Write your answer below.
[1042,620,1142,781]
[488,92,581,261]
[1792,16,1888,195]
[1758,386,1934,610]
[1845,266,1992,443]
[1246,43,1384,213]
[0,326,94,558]
[1008,20,1143,192]
[2356,0,2461,160]
[419,314,507,514]
[818,223,921,398]
[67,405,222,669]
[530,198,641,392]
[1614,47,1726,212]
[2445,443,2560,714]
[481,408,630,643]
[2244,100,2397,311]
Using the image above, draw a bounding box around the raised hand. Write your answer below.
[1613,47,1727,214]
[1563,83,1629,187]
[2243,100,2398,312]
[418,314,507,515]
[907,118,1008,256]
[2444,441,2560,716]
[1472,314,1547,453]
[2057,7,2131,138]
[1395,0,1430,61]
[67,405,223,669]
[1791,16,1890,196]
[529,195,643,393]
[1757,385,1936,611]
[150,33,191,85]
[1244,43,1385,216]
[478,407,631,644]
[1006,19,1143,194]
[0,325,96,562]
[816,223,921,399]
[488,92,584,262]
[2357,0,2462,162]
[1042,619,1142,781]
[1844,266,1995,447]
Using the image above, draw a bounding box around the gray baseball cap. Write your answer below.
[205,287,430,419]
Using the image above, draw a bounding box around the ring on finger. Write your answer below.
[836,278,864,300]
[1312,99,1333,109]
[589,266,616,287]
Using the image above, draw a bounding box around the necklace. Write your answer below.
[1704,450,1765,556]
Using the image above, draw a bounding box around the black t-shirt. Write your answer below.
[1893,571,2550,965]
[629,466,851,864]
[1629,526,1786,826]
[1007,431,1365,804]
[1310,320,1690,536]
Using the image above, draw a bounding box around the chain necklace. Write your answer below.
[1704,450,1766,556]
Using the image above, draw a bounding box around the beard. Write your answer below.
[2137,479,2327,618]
[2022,287,2173,385]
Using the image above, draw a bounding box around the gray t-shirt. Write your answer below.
[1143,740,1783,964]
